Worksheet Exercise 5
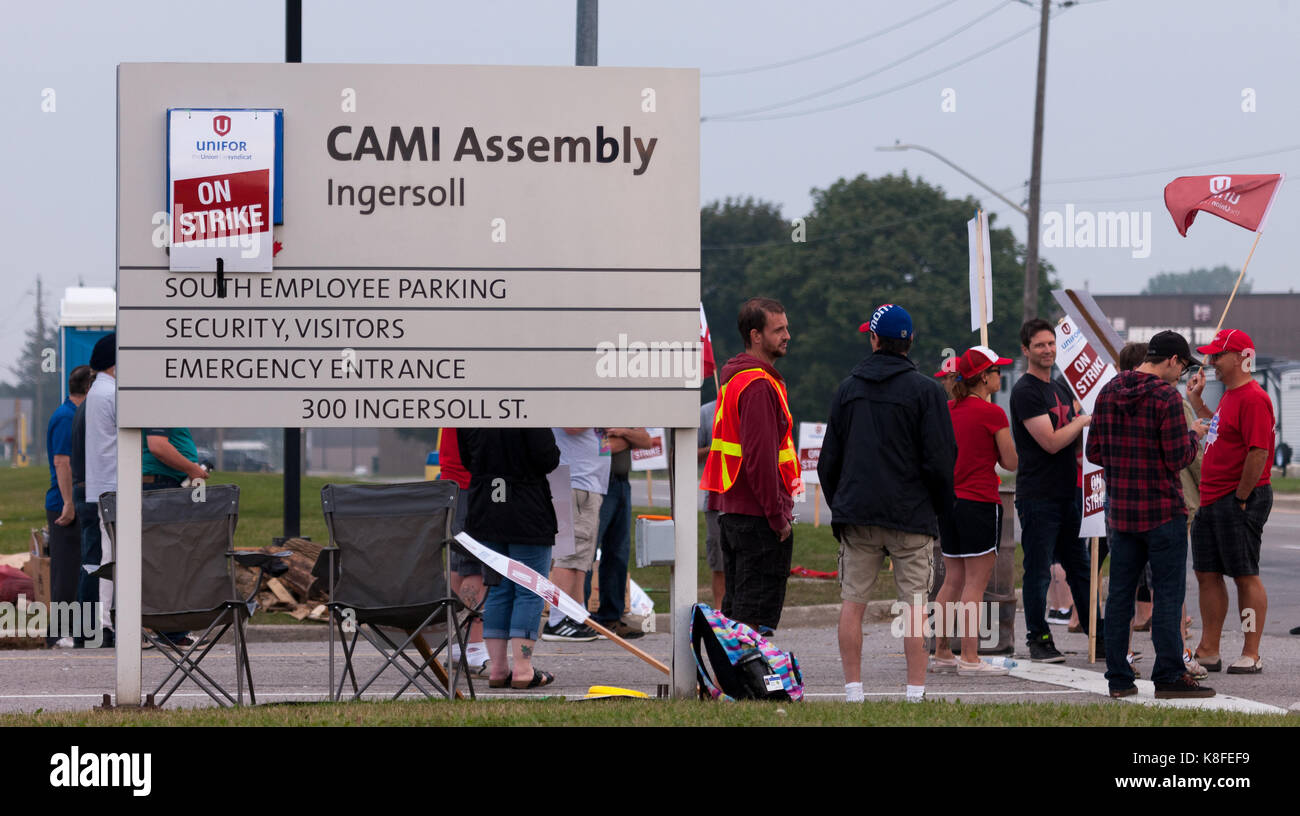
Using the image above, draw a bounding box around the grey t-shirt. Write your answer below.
[698,401,717,511]
[551,428,611,495]
[84,372,117,504]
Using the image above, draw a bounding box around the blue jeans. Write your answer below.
[481,541,551,641]
[1104,517,1188,689]
[1016,495,1101,641]
[592,474,631,625]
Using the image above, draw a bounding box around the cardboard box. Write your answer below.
[21,527,51,606]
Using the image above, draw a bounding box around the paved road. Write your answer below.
[1,616,1295,714]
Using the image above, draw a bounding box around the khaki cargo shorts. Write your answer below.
[838,524,934,605]
[553,488,604,570]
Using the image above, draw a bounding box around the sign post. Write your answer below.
[117,63,701,702]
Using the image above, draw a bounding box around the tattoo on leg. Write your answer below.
[462,587,480,605]
[521,644,532,658]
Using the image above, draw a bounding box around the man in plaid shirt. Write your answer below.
[1086,331,1211,699]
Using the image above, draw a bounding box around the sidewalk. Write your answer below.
[3,614,1296,714]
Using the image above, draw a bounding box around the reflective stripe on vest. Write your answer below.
[700,368,802,495]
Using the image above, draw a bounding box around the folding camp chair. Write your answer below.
[100,486,287,707]
[318,481,474,701]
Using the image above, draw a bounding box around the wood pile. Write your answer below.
[235,538,329,621]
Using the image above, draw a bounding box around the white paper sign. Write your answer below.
[797,421,826,486]
[168,109,276,272]
[967,210,993,333]
[631,428,668,471]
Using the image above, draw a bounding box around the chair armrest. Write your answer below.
[233,550,292,577]
[85,562,114,581]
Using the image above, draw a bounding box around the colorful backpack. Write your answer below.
[690,603,803,702]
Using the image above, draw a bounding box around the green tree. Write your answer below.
[8,278,60,460]
[700,197,789,390]
[1141,265,1248,295]
[736,173,1058,423]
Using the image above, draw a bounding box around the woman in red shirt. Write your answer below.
[932,347,1018,675]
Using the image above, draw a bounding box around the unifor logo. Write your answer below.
[213,115,232,136]
[1209,175,1232,194]
[1061,322,1072,334]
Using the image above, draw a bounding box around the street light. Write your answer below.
[875,142,1028,217]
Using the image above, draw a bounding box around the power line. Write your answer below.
[706,7,1067,123]
[703,0,964,78]
[704,1,1012,121]
[1034,143,1300,186]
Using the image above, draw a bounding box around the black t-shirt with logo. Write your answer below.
[1010,373,1078,501]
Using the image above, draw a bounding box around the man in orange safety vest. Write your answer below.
[700,297,802,634]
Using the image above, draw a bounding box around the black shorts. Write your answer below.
[938,499,1002,558]
[1191,487,1271,577]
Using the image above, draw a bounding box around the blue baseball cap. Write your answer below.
[859,304,913,339]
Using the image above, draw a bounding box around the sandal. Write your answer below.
[511,669,555,689]
[1226,655,1262,674]
[928,656,958,674]
[1193,652,1222,672]
[488,672,512,689]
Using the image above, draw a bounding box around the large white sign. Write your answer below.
[168,109,276,272]
[1057,316,1117,538]
[797,421,826,486]
[118,64,701,428]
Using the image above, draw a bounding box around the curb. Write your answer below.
[239,590,1028,641]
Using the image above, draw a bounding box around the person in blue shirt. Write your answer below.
[45,365,93,647]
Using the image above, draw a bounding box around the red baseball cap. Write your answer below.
[1196,328,1254,355]
[956,346,1013,380]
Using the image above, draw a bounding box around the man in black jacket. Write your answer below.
[818,304,957,703]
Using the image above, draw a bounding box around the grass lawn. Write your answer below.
[0,465,358,555]
[10,462,1286,613]
[2,698,1293,727]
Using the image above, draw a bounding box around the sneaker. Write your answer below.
[597,620,646,640]
[957,659,1009,676]
[541,617,598,642]
[1153,673,1215,699]
[1183,649,1208,680]
[928,656,959,674]
[1046,607,1072,626]
[1028,635,1066,663]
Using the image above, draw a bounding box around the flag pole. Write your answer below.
[1215,231,1263,333]
[976,209,989,347]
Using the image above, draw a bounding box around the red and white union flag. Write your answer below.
[699,302,717,379]
[1164,173,1284,237]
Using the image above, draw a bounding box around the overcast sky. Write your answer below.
[4,0,1299,372]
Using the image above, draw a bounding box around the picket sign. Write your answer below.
[454,532,669,675]
[1056,315,1118,664]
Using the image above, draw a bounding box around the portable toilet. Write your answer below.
[59,287,116,400]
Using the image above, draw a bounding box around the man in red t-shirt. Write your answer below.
[1187,329,1275,675]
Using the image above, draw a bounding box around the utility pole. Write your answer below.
[1024,0,1051,323]
[282,0,303,544]
[576,0,597,66]
[32,277,46,462]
